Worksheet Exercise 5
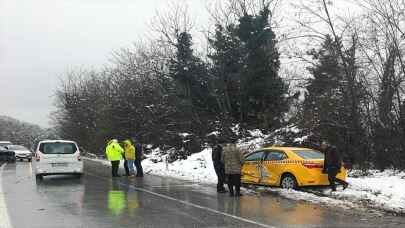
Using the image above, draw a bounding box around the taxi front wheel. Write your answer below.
[35,174,43,181]
[280,174,298,189]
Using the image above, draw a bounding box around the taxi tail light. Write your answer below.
[302,162,323,169]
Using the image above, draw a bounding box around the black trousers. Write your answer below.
[111,160,120,177]
[123,160,130,176]
[227,174,241,195]
[328,167,348,191]
[213,163,226,191]
[135,159,143,177]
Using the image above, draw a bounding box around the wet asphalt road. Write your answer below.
[1,161,405,228]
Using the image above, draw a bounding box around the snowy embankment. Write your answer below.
[88,148,405,214]
[87,125,404,214]
[144,148,217,184]
[339,170,405,214]
[140,148,405,215]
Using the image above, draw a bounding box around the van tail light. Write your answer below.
[35,153,41,162]
[302,162,323,169]
[77,154,81,161]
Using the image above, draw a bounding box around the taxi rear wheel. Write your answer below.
[280,174,298,189]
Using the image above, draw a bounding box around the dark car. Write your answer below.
[0,146,16,163]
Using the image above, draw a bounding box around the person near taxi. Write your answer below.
[105,139,124,177]
[222,141,244,197]
[119,141,130,176]
[134,137,144,177]
[212,140,226,193]
[321,141,349,191]
[123,139,136,176]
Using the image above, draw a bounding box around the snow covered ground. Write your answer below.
[87,126,404,215]
[338,170,405,214]
[137,148,405,215]
[143,148,217,184]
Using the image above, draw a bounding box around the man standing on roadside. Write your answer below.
[105,139,124,177]
[134,137,144,177]
[212,139,226,193]
[222,140,244,197]
[123,139,136,176]
[321,141,349,191]
[120,141,130,176]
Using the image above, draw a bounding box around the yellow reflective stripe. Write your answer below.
[262,160,305,165]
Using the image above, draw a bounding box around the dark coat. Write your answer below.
[323,145,342,172]
[212,144,223,166]
[135,143,143,160]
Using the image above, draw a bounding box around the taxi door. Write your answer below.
[261,150,288,185]
[241,151,266,184]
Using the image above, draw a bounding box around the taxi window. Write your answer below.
[293,150,324,159]
[264,151,287,161]
[244,151,265,161]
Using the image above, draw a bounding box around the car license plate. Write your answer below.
[52,163,68,167]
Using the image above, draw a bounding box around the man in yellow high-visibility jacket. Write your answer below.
[106,139,124,177]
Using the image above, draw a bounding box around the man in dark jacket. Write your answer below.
[321,141,349,191]
[134,138,144,177]
[212,143,226,193]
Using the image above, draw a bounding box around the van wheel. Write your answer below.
[28,158,32,162]
[35,174,43,181]
[280,174,298,189]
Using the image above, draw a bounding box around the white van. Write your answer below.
[33,140,83,180]
[0,141,12,147]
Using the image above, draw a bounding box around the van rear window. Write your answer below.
[293,150,324,159]
[39,142,77,154]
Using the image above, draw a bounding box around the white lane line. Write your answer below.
[148,184,199,188]
[0,163,13,228]
[88,173,275,228]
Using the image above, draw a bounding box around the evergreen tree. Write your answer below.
[167,31,214,133]
[237,7,287,129]
[209,6,288,130]
[302,35,366,165]
[303,35,347,139]
[208,24,242,121]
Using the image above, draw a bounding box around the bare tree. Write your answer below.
[354,0,405,169]
[150,1,194,48]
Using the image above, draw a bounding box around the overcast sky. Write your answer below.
[0,0,361,128]
[0,0,208,127]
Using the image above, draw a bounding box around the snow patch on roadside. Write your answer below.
[334,171,405,214]
[141,148,405,214]
[143,148,217,184]
[87,128,405,215]
[206,131,220,137]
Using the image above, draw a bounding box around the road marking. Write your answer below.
[148,184,199,188]
[0,163,13,228]
[88,173,275,228]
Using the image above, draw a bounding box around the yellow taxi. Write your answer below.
[241,147,347,189]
